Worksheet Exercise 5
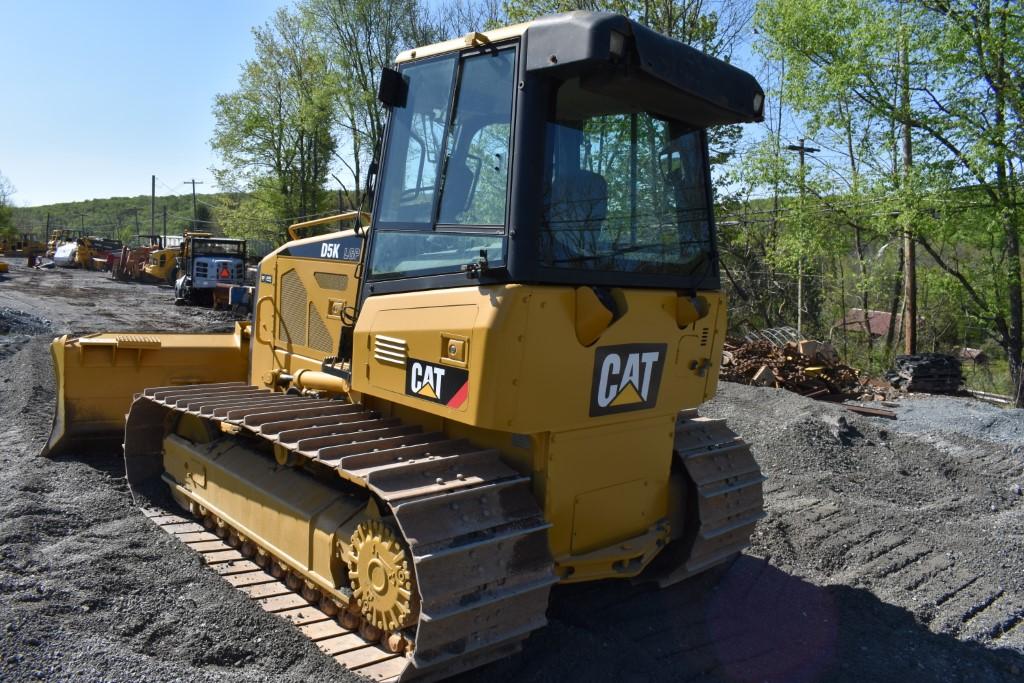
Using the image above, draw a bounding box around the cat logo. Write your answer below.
[405,358,469,409]
[590,343,667,416]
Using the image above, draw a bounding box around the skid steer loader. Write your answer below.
[43,12,766,681]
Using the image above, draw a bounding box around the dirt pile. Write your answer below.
[0,308,52,336]
[0,308,52,362]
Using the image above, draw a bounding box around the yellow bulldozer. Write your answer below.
[43,12,765,681]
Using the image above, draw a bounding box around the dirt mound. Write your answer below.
[705,382,1024,661]
[0,308,52,362]
[0,308,51,336]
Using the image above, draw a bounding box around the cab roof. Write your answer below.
[395,11,764,127]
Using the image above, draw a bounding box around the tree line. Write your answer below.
[9,192,219,244]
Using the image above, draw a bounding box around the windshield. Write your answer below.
[539,78,714,277]
[370,46,516,279]
[193,240,244,256]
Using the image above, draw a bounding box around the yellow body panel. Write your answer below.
[352,285,723,433]
[163,434,366,603]
[345,284,725,580]
[142,248,178,282]
[250,231,362,387]
[43,323,250,455]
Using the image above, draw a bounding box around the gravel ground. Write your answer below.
[1,259,1022,682]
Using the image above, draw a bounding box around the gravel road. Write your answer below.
[0,259,1021,682]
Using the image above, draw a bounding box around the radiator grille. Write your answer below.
[373,335,407,366]
[308,301,334,353]
[278,269,307,345]
[313,272,349,291]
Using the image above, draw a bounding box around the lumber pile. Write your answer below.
[721,338,866,399]
[885,354,962,394]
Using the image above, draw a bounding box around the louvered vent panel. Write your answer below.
[373,335,407,366]
[313,272,349,291]
[700,327,710,347]
[278,269,308,345]
[308,302,334,353]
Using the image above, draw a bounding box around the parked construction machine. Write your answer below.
[110,235,165,280]
[172,232,247,305]
[43,12,765,681]
[45,228,81,258]
[140,244,179,284]
[0,232,46,258]
[75,236,124,270]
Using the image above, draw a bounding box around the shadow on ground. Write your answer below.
[463,555,1023,682]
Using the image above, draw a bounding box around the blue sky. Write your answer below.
[0,0,286,206]
[0,1,779,208]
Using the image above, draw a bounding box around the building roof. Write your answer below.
[834,308,900,337]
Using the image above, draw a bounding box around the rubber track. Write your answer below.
[124,382,556,682]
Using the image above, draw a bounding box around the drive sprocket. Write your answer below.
[346,519,417,632]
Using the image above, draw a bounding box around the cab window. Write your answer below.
[370,45,516,280]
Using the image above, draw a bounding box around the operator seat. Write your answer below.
[438,161,474,222]
[543,169,608,263]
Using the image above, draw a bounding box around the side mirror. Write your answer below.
[377,67,406,108]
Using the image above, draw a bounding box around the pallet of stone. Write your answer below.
[885,353,962,394]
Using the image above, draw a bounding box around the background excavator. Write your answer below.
[43,12,766,681]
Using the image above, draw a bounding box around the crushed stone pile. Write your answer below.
[0,308,52,336]
[886,353,963,394]
[0,308,52,362]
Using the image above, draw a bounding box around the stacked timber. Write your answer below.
[886,354,962,394]
[721,339,865,399]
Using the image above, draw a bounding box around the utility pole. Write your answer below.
[184,179,204,230]
[162,205,167,244]
[151,175,156,237]
[786,138,820,338]
[899,16,917,355]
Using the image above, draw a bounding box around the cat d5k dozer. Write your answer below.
[44,12,766,681]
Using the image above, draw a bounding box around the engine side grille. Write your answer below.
[278,269,308,346]
[307,301,334,353]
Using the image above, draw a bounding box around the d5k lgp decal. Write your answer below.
[590,343,667,416]
[406,358,469,409]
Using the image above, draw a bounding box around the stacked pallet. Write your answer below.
[886,354,962,394]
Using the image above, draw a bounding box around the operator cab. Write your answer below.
[362,11,764,303]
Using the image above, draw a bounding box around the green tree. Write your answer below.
[211,7,337,230]
[0,172,14,241]
[305,0,444,211]
[756,0,1024,406]
[215,192,286,243]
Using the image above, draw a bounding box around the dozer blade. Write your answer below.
[42,323,250,456]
